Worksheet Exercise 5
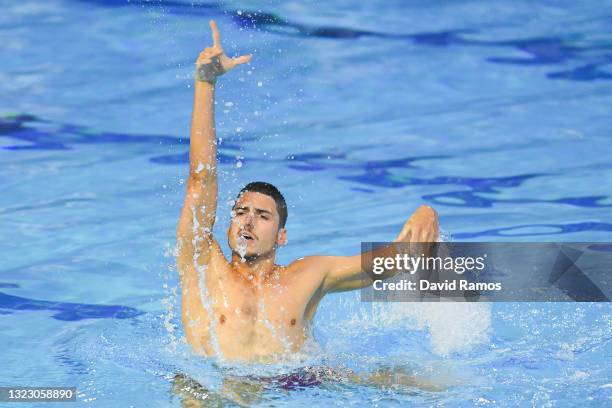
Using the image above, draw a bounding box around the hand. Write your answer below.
[195,20,252,83]
[395,205,439,256]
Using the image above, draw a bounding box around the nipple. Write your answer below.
[219,314,226,324]
[290,318,296,326]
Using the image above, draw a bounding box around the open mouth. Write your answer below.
[240,232,255,241]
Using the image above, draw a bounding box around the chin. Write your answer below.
[235,251,261,262]
[230,243,257,256]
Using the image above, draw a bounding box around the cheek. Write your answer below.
[231,217,244,227]
[254,221,272,237]
[266,223,280,241]
[228,219,241,236]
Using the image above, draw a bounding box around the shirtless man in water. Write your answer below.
[176,21,439,363]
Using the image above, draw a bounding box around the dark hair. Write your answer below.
[237,181,288,228]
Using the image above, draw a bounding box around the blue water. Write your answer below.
[1,0,611,406]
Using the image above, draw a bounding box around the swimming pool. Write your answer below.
[1,0,611,406]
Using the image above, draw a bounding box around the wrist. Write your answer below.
[195,63,218,84]
[195,78,217,86]
[195,79,215,88]
[194,79,216,92]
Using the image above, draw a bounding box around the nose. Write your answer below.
[243,212,255,228]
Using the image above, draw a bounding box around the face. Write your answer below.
[227,191,287,260]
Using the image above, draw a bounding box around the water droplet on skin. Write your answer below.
[236,237,248,259]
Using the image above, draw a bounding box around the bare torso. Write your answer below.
[181,241,326,362]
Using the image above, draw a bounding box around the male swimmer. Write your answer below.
[176,18,438,370]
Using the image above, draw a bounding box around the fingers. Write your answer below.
[210,20,221,48]
[409,228,421,243]
[199,48,216,57]
[197,47,222,64]
[207,48,223,57]
[232,54,252,65]
[409,231,424,257]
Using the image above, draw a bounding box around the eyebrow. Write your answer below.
[233,206,273,215]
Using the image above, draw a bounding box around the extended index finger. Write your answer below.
[210,20,221,48]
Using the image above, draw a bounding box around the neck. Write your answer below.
[230,249,277,284]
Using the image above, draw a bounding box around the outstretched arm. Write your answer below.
[316,205,439,293]
[175,20,251,350]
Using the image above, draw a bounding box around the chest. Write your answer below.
[205,271,307,329]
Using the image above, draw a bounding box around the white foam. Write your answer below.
[370,233,491,355]
[374,302,491,356]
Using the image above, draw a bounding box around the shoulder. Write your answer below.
[287,255,327,268]
[276,256,331,293]
[284,255,332,277]
[177,234,228,270]
[205,238,231,269]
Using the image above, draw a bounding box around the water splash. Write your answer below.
[161,260,179,354]
[390,302,491,356]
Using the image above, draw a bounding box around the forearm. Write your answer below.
[189,80,217,178]
[323,206,439,291]
[187,19,251,178]
[367,243,410,280]
[176,79,218,240]
[179,16,252,239]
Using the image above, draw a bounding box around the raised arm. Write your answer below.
[318,205,439,293]
[175,21,251,350]
[176,20,252,263]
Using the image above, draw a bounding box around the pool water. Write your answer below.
[1,0,611,406]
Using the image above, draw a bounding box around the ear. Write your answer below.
[276,228,287,246]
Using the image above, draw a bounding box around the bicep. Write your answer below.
[320,254,374,293]
[175,172,220,330]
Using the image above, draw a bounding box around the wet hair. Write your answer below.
[236,181,288,228]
